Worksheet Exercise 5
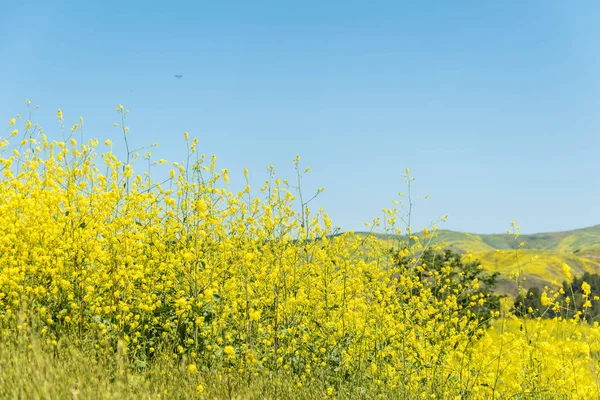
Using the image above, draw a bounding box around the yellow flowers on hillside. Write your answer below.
[562,262,573,281]
[1,104,600,398]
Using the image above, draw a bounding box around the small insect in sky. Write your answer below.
[174,74,183,79]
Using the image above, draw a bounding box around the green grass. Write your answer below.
[0,328,429,400]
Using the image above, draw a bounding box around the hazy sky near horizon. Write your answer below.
[2,1,600,235]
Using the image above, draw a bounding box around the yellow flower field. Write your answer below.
[1,103,599,399]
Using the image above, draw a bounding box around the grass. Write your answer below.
[4,316,600,400]
[0,328,330,400]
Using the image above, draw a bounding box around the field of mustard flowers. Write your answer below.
[1,102,600,399]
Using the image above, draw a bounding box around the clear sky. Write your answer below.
[2,0,600,235]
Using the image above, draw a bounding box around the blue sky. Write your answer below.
[2,0,600,235]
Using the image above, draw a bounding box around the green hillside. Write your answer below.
[422,225,600,254]
[352,224,600,296]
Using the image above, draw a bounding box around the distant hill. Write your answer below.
[351,225,600,296]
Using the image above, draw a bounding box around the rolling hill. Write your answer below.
[354,224,600,296]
